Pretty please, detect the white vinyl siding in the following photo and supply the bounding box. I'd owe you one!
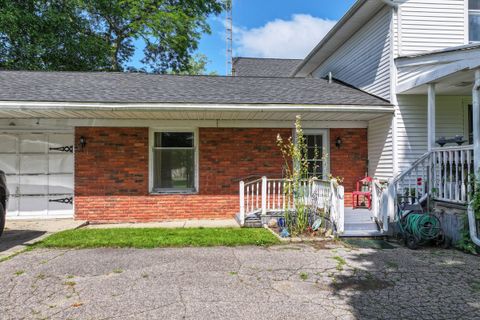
[395,95,470,173]
[368,115,394,180]
[311,7,392,100]
[394,0,467,56]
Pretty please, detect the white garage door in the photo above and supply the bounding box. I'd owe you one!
[0,132,74,218]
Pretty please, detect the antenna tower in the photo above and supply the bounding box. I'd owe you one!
[225,0,233,76]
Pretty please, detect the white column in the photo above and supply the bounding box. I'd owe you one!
[473,70,480,173]
[428,83,436,152]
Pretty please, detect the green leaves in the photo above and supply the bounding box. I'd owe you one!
[0,0,223,72]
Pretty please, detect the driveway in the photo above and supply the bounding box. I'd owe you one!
[0,219,86,260]
[0,243,478,320]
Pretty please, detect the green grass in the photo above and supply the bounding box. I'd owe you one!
[34,227,280,249]
[332,255,347,271]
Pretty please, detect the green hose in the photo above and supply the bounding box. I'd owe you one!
[403,213,440,241]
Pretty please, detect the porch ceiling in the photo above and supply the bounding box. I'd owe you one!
[400,69,477,95]
[396,44,480,95]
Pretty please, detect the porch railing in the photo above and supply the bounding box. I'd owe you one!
[371,180,389,232]
[387,145,474,224]
[239,177,344,233]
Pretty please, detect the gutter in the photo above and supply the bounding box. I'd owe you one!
[380,0,398,8]
[470,71,480,247]
[0,101,395,114]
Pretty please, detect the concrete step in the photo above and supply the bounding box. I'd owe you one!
[344,222,379,231]
[340,230,385,237]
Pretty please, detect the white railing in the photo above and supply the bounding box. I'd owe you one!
[371,180,389,231]
[431,145,474,204]
[329,180,345,234]
[239,176,344,232]
[387,145,475,224]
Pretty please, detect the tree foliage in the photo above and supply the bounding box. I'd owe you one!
[0,0,223,73]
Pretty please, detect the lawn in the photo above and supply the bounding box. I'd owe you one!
[35,227,280,249]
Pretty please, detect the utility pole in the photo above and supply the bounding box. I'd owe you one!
[225,0,233,76]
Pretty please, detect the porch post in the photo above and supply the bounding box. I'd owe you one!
[427,83,436,152]
[473,70,480,173]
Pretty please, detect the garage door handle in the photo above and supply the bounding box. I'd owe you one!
[49,197,73,205]
[49,145,73,153]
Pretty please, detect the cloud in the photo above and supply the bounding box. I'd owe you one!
[234,14,337,59]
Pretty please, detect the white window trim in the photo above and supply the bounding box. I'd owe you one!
[148,128,199,194]
[295,128,330,179]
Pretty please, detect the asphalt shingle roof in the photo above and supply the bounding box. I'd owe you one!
[232,57,302,77]
[0,71,391,106]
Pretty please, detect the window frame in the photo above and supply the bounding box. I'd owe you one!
[296,129,330,180]
[148,128,199,194]
[469,0,480,43]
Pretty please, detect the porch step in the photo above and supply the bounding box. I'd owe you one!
[235,212,262,228]
[340,230,385,237]
[344,222,379,231]
[341,207,383,237]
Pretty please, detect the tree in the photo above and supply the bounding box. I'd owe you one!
[169,54,217,75]
[0,0,111,71]
[0,0,224,73]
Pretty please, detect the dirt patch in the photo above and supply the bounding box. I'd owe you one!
[308,241,339,250]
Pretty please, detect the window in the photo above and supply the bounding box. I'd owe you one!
[304,132,328,179]
[470,0,480,42]
[152,131,196,192]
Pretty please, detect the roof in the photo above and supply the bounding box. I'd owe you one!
[232,57,302,77]
[293,0,389,77]
[0,71,391,106]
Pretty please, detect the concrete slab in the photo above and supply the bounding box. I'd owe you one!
[87,219,240,229]
[0,244,478,319]
[0,219,87,260]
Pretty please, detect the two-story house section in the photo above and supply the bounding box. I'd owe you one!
[293,0,480,242]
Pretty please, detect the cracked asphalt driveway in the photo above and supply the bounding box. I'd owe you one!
[0,243,479,320]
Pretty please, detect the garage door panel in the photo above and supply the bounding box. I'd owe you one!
[19,175,48,195]
[20,155,48,174]
[48,196,74,216]
[49,174,74,194]
[5,175,19,196]
[48,134,74,153]
[6,197,19,217]
[19,134,47,153]
[0,134,17,153]
[0,155,19,174]
[1,132,74,218]
[18,196,48,217]
[48,155,73,173]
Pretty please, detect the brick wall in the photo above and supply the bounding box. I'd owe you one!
[74,127,290,222]
[74,127,366,222]
[330,128,368,206]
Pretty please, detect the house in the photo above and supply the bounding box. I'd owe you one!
[0,72,390,222]
[1,0,479,242]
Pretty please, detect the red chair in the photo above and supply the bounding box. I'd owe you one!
[352,176,373,209]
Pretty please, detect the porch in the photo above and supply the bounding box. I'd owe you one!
[237,177,383,237]
[392,45,480,245]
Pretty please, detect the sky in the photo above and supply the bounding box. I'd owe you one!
[198,0,356,75]
[128,0,356,74]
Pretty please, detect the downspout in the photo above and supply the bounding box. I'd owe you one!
[469,69,480,247]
